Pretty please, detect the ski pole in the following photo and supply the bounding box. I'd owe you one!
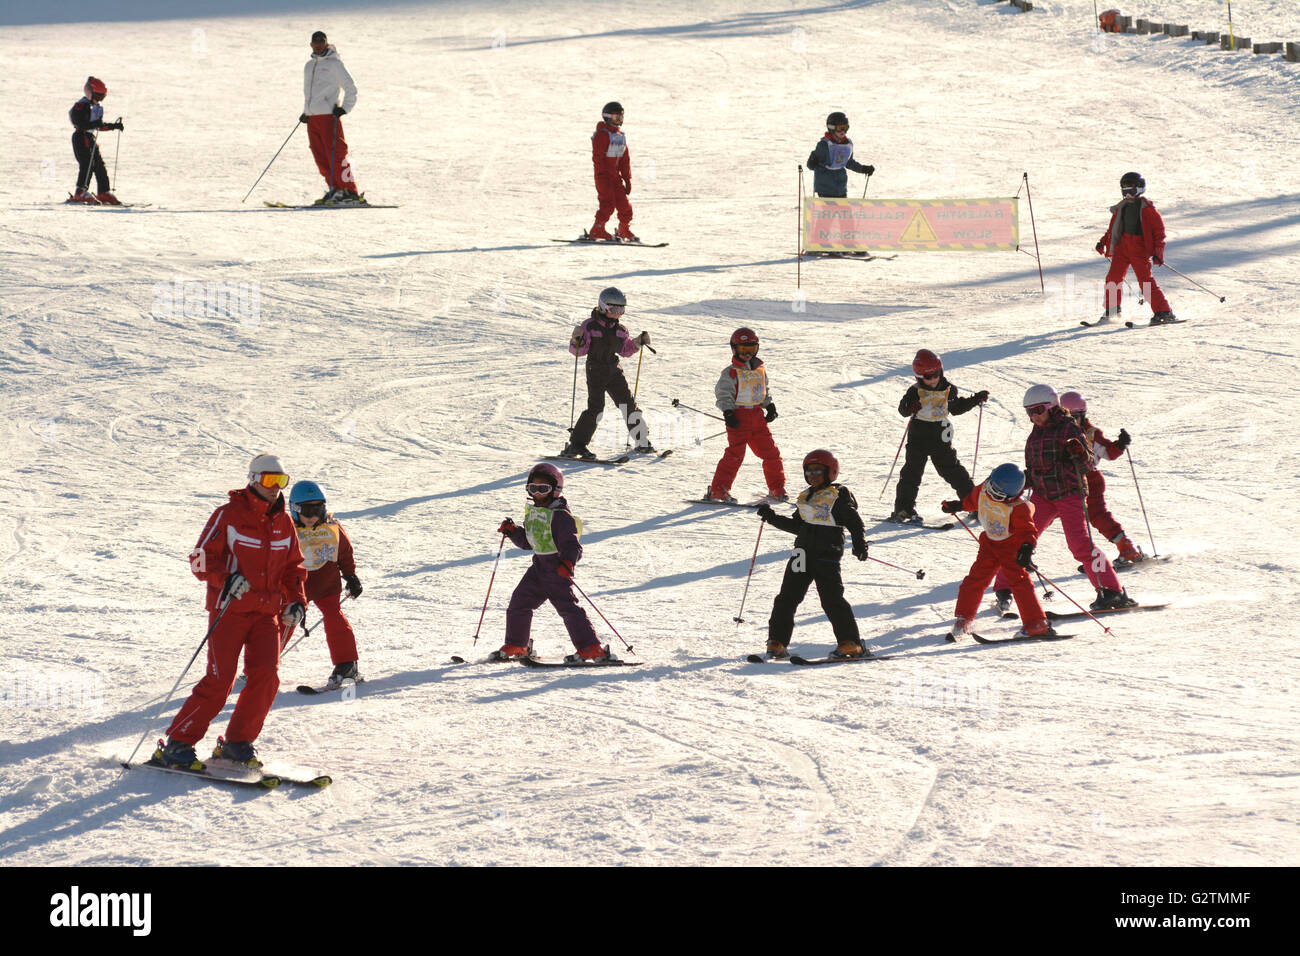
[880,416,911,500]
[951,510,982,544]
[328,114,339,195]
[671,397,725,422]
[733,522,765,623]
[626,347,646,451]
[111,122,122,191]
[568,352,579,434]
[1125,448,1159,557]
[1158,261,1226,302]
[79,130,102,194]
[242,120,301,203]
[569,577,634,652]
[861,170,872,199]
[971,403,984,474]
[120,596,234,773]
[470,533,507,646]
[1033,569,1113,634]
[695,428,728,446]
[867,553,925,581]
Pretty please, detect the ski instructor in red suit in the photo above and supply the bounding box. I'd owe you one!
[586,101,637,241]
[154,453,308,770]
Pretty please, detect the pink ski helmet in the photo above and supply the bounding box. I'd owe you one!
[1059,391,1087,414]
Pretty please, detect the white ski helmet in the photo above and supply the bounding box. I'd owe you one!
[598,286,627,315]
[1022,384,1059,409]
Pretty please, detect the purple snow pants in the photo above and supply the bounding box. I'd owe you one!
[505,559,600,651]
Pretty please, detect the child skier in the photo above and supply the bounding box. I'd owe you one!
[992,385,1137,612]
[889,349,987,524]
[586,101,636,241]
[706,327,786,503]
[1058,391,1144,567]
[1095,171,1177,324]
[68,77,124,204]
[561,286,653,459]
[941,463,1055,640]
[288,480,364,687]
[756,449,870,659]
[805,111,874,198]
[495,463,608,662]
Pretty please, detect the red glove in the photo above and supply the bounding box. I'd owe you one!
[557,560,574,579]
[497,518,516,535]
[1064,438,1087,460]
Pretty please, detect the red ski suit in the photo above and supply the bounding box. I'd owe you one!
[591,120,632,229]
[169,487,306,746]
[710,356,786,498]
[953,482,1046,631]
[1098,198,1171,315]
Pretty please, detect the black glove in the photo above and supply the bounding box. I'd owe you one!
[108,120,124,131]
[220,572,250,604]
[972,390,989,404]
[1115,428,1131,450]
[764,403,778,423]
[852,540,869,561]
[1016,542,1037,570]
[1152,253,1163,266]
[863,164,875,176]
[907,401,921,416]
[755,503,775,522]
[284,601,306,628]
[332,105,346,116]
[1095,240,1105,255]
[299,113,309,124]
[343,574,363,599]
[723,409,740,429]
[806,155,820,169]
[940,500,962,514]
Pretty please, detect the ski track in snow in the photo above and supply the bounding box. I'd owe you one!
[1,0,1298,866]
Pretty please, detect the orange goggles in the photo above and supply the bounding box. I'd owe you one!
[255,472,290,489]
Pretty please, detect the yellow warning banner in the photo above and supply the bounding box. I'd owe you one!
[803,197,1020,252]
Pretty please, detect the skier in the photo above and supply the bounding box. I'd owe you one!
[1058,391,1144,567]
[992,386,1137,612]
[756,449,871,659]
[301,30,363,204]
[941,463,1056,640]
[706,327,786,504]
[289,480,364,687]
[495,464,608,661]
[561,286,653,459]
[1095,171,1176,324]
[805,111,874,198]
[68,77,123,204]
[889,349,987,524]
[155,454,307,770]
[585,101,636,241]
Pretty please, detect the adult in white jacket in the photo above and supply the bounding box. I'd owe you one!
[300,31,361,202]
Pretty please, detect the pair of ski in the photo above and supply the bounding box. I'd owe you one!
[876,514,959,531]
[552,236,669,248]
[973,600,1169,641]
[64,194,151,209]
[451,646,642,669]
[263,199,397,209]
[545,449,674,467]
[685,494,787,510]
[122,757,332,790]
[798,250,898,262]
[746,650,889,666]
[1080,317,1188,329]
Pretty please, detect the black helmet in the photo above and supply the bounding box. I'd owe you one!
[1120,171,1145,196]
[826,111,849,132]
[602,102,624,126]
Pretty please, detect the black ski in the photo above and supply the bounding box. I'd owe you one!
[799,251,898,261]
[1045,602,1169,622]
[552,237,669,248]
[519,655,643,669]
[969,631,1075,645]
[875,516,956,531]
[1079,318,1116,328]
[1079,553,1175,572]
[297,677,364,695]
[1125,318,1187,328]
[683,497,776,509]
[264,200,397,209]
[544,454,630,466]
[789,652,889,666]
[65,195,152,209]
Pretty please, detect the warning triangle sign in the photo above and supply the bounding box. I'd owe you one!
[900,208,939,243]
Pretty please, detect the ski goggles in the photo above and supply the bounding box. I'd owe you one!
[601,304,625,317]
[255,472,290,489]
[1120,185,1144,197]
[526,482,556,496]
[829,123,849,134]
[1024,403,1052,417]
[918,372,941,381]
[294,501,325,516]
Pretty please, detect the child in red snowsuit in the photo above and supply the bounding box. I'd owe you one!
[1096,171,1176,324]
[706,327,786,503]
[587,101,635,241]
[943,464,1050,639]
[289,480,363,687]
[1059,392,1143,565]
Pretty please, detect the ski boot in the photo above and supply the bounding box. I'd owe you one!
[1016,619,1056,638]
[767,490,789,503]
[1150,311,1178,325]
[213,737,261,769]
[567,643,611,663]
[1091,587,1138,611]
[887,508,922,525]
[632,440,657,454]
[95,192,122,205]
[947,618,973,642]
[704,488,737,504]
[994,589,1013,614]
[616,223,639,243]
[68,189,99,204]
[492,639,533,662]
[584,225,614,241]
[765,639,790,660]
[560,442,596,460]
[327,661,360,688]
[829,639,868,659]
[1096,308,1120,324]
[152,738,204,770]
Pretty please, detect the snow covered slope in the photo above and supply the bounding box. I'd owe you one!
[1,0,1297,867]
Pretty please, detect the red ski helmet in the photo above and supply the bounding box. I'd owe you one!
[802,449,839,483]
[85,76,107,101]
[527,462,563,493]
[730,327,759,356]
[1059,391,1087,414]
[912,349,943,378]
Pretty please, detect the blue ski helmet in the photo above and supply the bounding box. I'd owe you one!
[289,479,326,516]
[985,464,1026,502]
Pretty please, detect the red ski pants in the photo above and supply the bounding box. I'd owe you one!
[994,493,1121,592]
[307,114,358,194]
[711,407,786,497]
[955,538,1045,630]
[311,591,359,664]
[593,176,632,227]
[166,608,282,745]
[1084,469,1126,543]
[1104,234,1171,314]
